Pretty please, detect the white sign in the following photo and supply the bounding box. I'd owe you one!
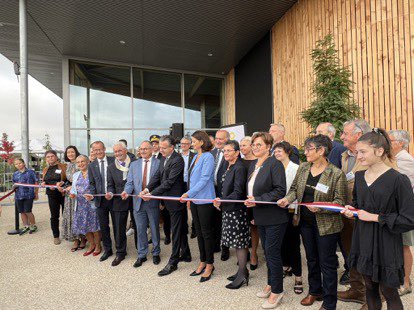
[221,123,246,143]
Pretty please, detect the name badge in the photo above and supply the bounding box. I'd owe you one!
[346,171,355,181]
[55,170,62,174]
[315,183,329,194]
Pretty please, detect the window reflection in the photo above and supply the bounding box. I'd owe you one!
[134,130,170,148]
[69,85,87,128]
[89,130,133,155]
[70,130,88,155]
[133,69,182,128]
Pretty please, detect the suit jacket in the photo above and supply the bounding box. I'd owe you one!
[88,156,115,206]
[285,162,347,236]
[328,140,347,169]
[124,157,160,211]
[153,152,163,160]
[248,156,287,226]
[107,159,135,212]
[127,152,136,161]
[187,152,216,203]
[395,150,414,187]
[211,148,228,196]
[147,151,186,211]
[220,159,247,212]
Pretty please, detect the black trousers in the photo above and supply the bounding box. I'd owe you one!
[47,194,64,238]
[258,223,287,294]
[97,200,114,252]
[161,207,171,239]
[190,203,215,264]
[213,208,224,250]
[281,214,302,276]
[300,219,339,310]
[169,208,191,265]
[129,209,137,249]
[112,210,129,257]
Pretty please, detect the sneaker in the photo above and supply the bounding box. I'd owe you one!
[19,226,30,236]
[29,225,38,234]
[339,269,350,285]
[126,228,135,236]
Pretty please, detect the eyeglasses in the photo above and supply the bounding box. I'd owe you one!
[140,148,150,151]
[304,147,317,152]
[223,149,236,153]
[251,143,264,148]
[180,143,191,145]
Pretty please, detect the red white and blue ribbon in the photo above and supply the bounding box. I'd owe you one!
[14,182,59,189]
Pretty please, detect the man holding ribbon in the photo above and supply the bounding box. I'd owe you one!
[105,141,136,267]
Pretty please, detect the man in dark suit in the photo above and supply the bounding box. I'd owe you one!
[143,135,191,276]
[105,141,136,266]
[86,141,115,262]
[269,123,300,164]
[211,129,230,261]
[180,136,196,238]
[316,122,347,169]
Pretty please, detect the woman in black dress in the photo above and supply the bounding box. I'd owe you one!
[342,128,414,310]
[213,140,249,289]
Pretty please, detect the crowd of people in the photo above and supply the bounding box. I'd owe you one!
[11,119,414,310]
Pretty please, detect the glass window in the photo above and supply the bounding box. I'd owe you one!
[69,61,132,129]
[89,130,133,155]
[133,69,182,128]
[70,130,88,155]
[133,129,170,149]
[69,85,87,128]
[184,75,222,129]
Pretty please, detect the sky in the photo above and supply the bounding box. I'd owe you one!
[0,53,63,148]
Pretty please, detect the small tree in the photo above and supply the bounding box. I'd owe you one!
[301,34,360,139]
[0,133,15,164]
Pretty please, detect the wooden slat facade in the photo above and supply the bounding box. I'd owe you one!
[225,0,414,153]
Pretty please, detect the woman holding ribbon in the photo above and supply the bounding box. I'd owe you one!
[213,140,249,289]
[70,155,101,256]
[42,150,67,245]
[12,158,39,235]
[278,134,347,310]
[244,132,287,309]
[342,129,414,309]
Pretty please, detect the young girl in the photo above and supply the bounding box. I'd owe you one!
[12,158,39,235]
[342,128,414,309]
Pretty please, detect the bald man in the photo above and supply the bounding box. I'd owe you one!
[315,122,347,169]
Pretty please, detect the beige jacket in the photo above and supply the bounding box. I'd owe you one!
[396,150,414,187]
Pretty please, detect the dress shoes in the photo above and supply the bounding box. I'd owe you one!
[339,269,350,285]
[300,294,323,306]
[256,290,271,298]
[99,250,113,262]
[200,266,215,283]
[190,267,205,276]
[158,264,178,276]
[164,236,171,245]
[111,256,125,267]
[179,255,192,263]
[133,257,147,268]
[337,288,365,304]
[261,293,284,309]
[153,255,161,265]
[221,247,230,261]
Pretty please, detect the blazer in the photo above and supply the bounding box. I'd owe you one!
[219,159,247,212]
[285,162,347,236]
[124,157,160,211]
[70,171,96,211]
[187,152,216,204]
[248,156,287,226]
[211,148,228,195]
[107,159,135,212]
[395,150,414,187]
[147,151,186,211]
[88,156,115,206]
[328,140,347,169]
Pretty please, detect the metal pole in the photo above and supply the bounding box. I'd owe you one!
[20,0,29,167]
[8,0,28,235]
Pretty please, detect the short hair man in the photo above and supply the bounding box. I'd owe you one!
[316,122,347,169]
[119,139,136,161]
[150,135,162,160]
[269,123,300,164]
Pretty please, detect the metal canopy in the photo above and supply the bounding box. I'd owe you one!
[0,0,297,97]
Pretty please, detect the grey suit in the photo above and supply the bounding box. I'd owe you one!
[124,157,161,258]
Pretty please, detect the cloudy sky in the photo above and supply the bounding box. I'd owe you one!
[0,53,63,148]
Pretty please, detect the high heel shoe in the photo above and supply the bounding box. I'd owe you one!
[93,248,102,256]
[83,246,96,256]
[190,267,205,276]
[225,276,249,289]
[228,269,249,281]
[200,266,215,283]
[283,267,292,278]
[256,290,271,298]
[262,293,284,309]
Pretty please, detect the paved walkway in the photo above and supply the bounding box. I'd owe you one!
[1,197,413,309]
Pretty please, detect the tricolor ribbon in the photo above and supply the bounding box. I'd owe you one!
[14,182,59,189]
[0,189,16,202]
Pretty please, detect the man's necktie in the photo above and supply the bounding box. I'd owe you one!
[100,159,105,192]
[142,160,149,190]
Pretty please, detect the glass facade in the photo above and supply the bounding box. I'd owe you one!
[68,60,223,154]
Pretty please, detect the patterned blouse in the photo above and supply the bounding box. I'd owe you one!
[12,169,38,200]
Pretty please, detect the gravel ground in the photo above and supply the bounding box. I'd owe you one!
[1,195,413,309]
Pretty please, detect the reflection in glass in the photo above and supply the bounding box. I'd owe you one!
[133,69,182,128]
[134,130,170,149]
[184,75,222,129]
[90,130,133,155]
[70,130,88,155]
[69,85,87,128]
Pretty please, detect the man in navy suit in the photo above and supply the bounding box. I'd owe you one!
[122,141,161,268]
[316,122,347,169]
[86,141,115,262]
[269,123,300,164]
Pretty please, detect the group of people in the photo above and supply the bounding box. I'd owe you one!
[11,119,414,310]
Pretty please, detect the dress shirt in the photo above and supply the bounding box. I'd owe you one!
[214,149,224,185]
[99,156,109,192]
[141,157,152,183]
[182,152,190,182]
[345,150,356,173]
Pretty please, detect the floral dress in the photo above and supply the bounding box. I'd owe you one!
[61,162,78,240]
[72,173,100,235]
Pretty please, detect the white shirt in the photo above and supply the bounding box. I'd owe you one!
[141,157,152,184]
[247,166,260,197]
[182,152,190,182]
[285,161,299,192]
[99,156,109,192]
[214,149,224,185]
